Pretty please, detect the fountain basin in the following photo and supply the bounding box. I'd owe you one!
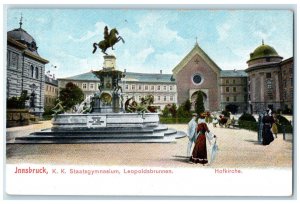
[13,113,186,144]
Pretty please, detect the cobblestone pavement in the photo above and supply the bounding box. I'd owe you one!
[6,121,293,168]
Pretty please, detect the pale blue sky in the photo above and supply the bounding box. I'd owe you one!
[7,9,293,78]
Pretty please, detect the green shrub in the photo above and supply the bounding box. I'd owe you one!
[239,112,256,122]
[7,90,29,109]
[177,105,191,118]
[238,120,258,131]
[238,112,257,131]
[183,99,191,112]
[159,116,190,124]
[162,105,170,117]
[276,115,293,133]
[170,103,177,118]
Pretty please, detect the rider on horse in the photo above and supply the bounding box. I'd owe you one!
[93,26,125,55]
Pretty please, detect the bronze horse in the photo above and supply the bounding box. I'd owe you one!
[92,28,125,55]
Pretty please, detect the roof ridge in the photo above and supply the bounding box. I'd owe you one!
[126,71,172,75]
[65,71,94,79]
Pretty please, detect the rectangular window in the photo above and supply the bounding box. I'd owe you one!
[164,96,167,101]
[89,83,94,90]
[169,86,173,91]
[233,79,236,84]
[170,95,173,101]
[145,85,148,91]
[284,91,287,99]
[226,97,230,102]
[157,86,161,91]
[226,79,229,84]
[82,83,87,89]
[10,52,19,69]
[151,85,154,90]
[138,85,142,90]
[132,85,135,90]
[266,73,271,78]
[125,84,129,90]
[234,96,237,101]
[157,96,160,101]
[233,87,237,92]
[226,87,229,92]
[163,86,167,91]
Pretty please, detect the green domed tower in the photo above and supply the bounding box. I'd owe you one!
[245,41,283,113]
[247,40,283,66]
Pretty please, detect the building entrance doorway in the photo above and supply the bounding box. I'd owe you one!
[191,91,208,111]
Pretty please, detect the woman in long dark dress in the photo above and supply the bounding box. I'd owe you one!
[190,121,214,164]
[262,113,275,145]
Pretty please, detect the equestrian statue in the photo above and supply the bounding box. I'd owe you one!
[92,26,125,55]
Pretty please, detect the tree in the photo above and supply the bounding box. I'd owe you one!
[177,105,191,118]
[183,99,191,112]
[170,103,177,118]
[195,92,205,114]
[162,105,170,117]
[59,82,84,111]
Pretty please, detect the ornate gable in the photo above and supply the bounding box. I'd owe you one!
[172,43,221,76]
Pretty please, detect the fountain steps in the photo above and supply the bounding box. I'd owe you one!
[11,113,186,144]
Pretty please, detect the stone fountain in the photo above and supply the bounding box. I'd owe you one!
[13,55,186,144]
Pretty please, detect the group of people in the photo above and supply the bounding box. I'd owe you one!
[187,113,217,165]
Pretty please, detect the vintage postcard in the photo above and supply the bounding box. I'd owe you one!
[4,5,294,197]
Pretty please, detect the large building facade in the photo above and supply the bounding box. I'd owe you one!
[246,42,294,113]
[7,22,49,116]
[58,70,177,110]
[44,75,59,111]
[172,43,248,113]
[57,42,293,114]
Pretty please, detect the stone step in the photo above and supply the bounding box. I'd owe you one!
[13,135,176,144]
[173,130,186,139]
[32,129,157,136]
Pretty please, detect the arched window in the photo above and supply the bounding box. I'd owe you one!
[30,65,34,78]
[35,67,39,79]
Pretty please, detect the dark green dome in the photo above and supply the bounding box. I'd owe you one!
[249,43,279,60]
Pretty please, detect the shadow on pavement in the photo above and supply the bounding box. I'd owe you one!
[171,155,190,164]
[244,139,261,145]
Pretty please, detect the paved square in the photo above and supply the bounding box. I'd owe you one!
[6,121,292,168]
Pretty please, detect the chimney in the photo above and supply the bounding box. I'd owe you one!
[160,70,162,74]
[124,69,126,73]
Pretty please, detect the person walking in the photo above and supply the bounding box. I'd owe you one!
[262,110,275,145]
[187,113,198,157]
[190,113,216,165]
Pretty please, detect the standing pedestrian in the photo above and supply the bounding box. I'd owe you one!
[190,113,216,165]
[187,113,198,157]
